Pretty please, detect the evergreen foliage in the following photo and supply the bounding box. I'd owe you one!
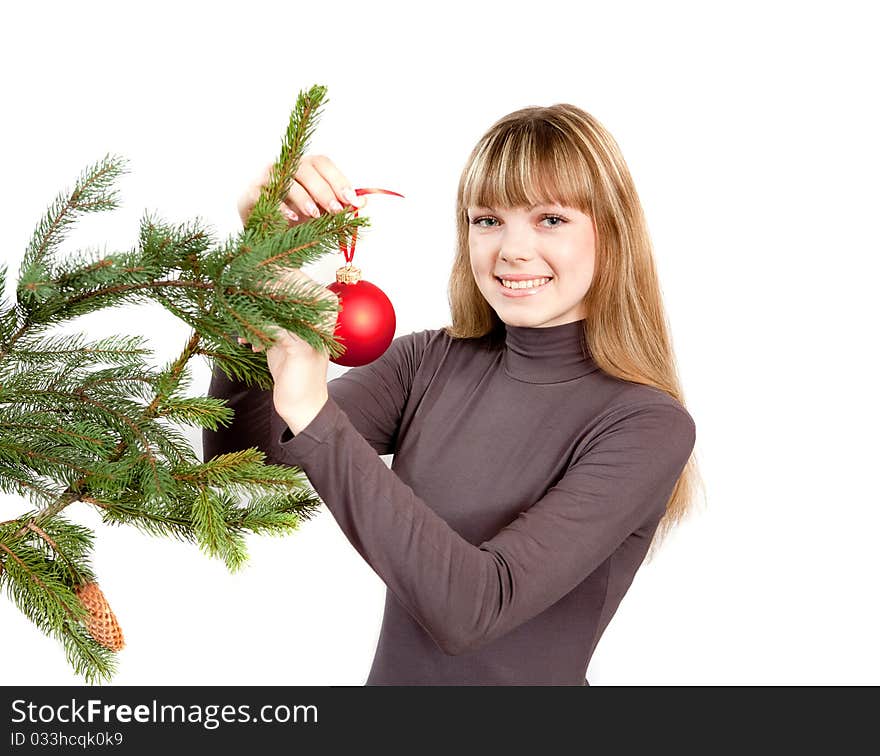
[0,83,366,682]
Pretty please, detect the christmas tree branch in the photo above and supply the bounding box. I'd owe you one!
[24,521,89,586]
[21,153,126,277]
[0,533,117,683]
[1,82,364,681]
[4,87,350,538]
[0,538,86,626]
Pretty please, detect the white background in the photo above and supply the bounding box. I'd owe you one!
[1,0,877,686]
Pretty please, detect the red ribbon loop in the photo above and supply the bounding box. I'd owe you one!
[339,187,404,264]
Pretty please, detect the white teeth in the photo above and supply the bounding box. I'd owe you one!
[500,277,550,289]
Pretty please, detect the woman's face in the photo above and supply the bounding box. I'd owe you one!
[467,203,597,328]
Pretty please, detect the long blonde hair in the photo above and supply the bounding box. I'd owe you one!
[444,103,704,560]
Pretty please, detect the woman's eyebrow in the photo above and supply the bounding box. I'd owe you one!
[471,203,563,211]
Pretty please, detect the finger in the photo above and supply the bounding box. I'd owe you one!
[267,267,314,297]
[277,329,305,347]
[292,161,343,216]
[310,155,366,211]
[278,201,299,223]
[255,163,304,224]
[286,177,323,219]
[293,159,362,216]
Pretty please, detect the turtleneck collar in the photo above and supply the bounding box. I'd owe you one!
[502,318,598,384]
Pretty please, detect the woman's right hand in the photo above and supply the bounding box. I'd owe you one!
[237,153,367,227]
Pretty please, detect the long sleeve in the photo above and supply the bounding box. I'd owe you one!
[274,395,696,656]
[202,329,434,463]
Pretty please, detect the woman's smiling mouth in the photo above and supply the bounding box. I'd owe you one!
[495,276,553,297]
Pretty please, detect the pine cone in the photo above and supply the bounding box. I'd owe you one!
[75,582,125,652]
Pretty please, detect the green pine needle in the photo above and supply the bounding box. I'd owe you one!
[1,83,360,683]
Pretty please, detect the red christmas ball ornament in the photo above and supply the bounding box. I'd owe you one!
[327,264,396,367]
[325,186,403,367]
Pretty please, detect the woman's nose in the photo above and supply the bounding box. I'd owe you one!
[499,246,534,262]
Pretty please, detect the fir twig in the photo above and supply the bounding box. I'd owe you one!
[1,83,360,682]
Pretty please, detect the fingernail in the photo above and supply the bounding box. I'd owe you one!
[329,199,343,213]
[283,207,299,222]
[306,201,320,218]
[342,187,361,206]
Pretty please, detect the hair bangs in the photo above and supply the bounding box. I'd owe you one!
[461,119,592,213]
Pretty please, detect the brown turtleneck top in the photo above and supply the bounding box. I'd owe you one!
[202,319,696,685]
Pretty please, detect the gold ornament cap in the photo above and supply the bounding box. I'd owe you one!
[336,264,362,285]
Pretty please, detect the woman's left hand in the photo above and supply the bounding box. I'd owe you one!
[265,328,331,436]
[246,268,336,435]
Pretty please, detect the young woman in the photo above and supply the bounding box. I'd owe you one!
[203,103,700,686]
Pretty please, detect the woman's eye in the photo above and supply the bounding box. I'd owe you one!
[469,214,567,228]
